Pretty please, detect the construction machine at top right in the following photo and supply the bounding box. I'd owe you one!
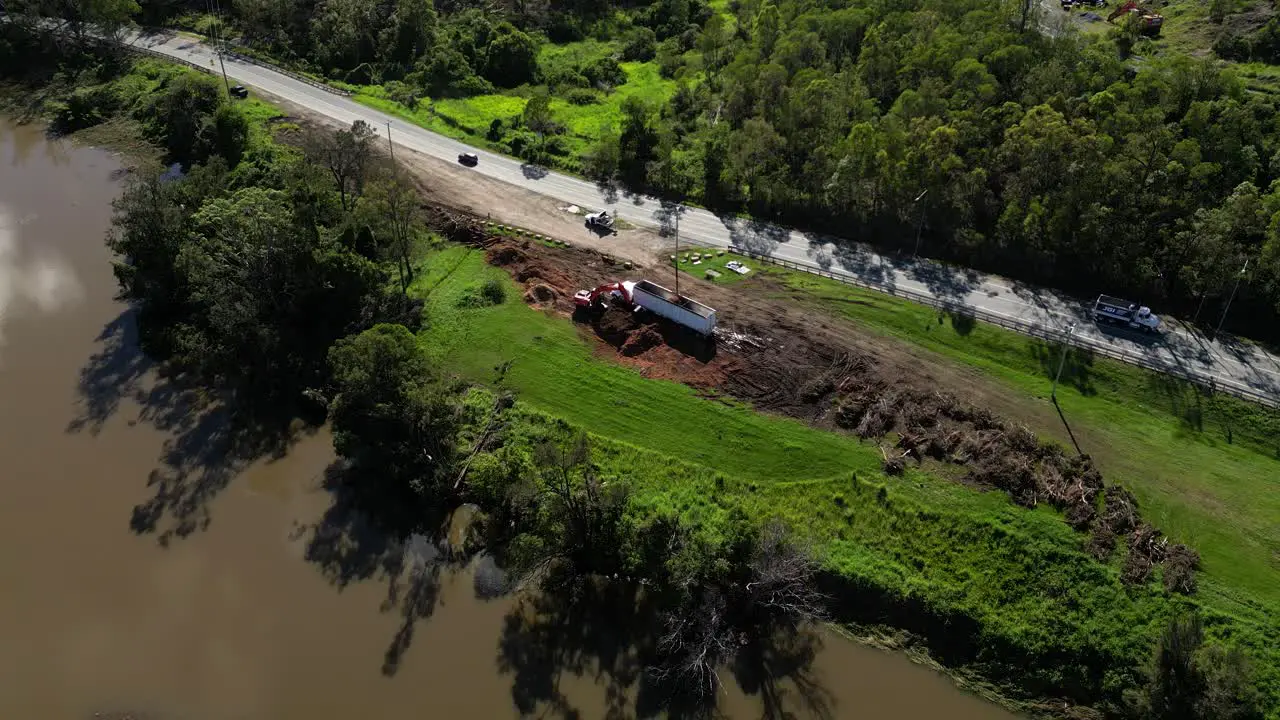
[1108,0,1164,35]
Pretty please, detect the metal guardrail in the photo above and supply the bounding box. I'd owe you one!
[727,247,1280,409]
[118,36,353,97]
[220,49,354,97]
[124,42,214,75]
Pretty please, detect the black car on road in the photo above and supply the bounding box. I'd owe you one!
[458,152,479,166]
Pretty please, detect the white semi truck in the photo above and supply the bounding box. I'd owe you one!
[631,280,718,336]
[574,279,718,336]
[1092,294,1161,333]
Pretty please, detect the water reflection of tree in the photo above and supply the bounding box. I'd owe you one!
[299,461,451,676]
[498,575,649,720]
[492,433,833,720]
[495,572,833,720]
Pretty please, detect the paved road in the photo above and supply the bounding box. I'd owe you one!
[125,30,1280,407]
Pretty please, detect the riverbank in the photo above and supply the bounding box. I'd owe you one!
[2,32,1273,719]
[0,114,1028,720]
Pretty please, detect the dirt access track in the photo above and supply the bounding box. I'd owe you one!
[261,91,665,268]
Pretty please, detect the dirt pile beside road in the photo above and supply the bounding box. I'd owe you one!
[484,240,579,313]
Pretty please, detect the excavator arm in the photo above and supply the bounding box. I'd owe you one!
[1107,0,1138,22]
[573,282,633,308]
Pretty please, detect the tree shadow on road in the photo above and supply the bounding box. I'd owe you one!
[652,201,687,239]
[824,240,894,290]
[721,216,789,257]
[902,258,981,305]
[521,163,549,181]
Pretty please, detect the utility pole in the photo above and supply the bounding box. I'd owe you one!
[206,0,231,96]
[673,205,681,299]
[1214,258,1249,340]
[1051,322,1077,402]
[912,189,928,258]
[385,121,396,170]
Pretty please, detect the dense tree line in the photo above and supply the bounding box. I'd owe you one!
[107,0,1280,341]
[0,23,430,418]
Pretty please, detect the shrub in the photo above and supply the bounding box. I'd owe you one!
[487,118,506,141]
[543,66,589,90]
[384,80,420,110]
[544,136,571,156]
[622,26,658,61]
[456,279,507,308]
[581,56,626,88]
[51,84,118,133]
[565,88,600,105]
[481,278,506,305]
[656,38,685,78]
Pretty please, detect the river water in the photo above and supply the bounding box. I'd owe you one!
[0,117,1017,720]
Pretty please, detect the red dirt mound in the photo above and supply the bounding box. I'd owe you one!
[487,245,527,266]
[524,283,558,306]
[617,344,736,387]
[594,306,640,344]
[620,325,664,356]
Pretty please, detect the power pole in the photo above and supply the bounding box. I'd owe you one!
[1051,322,1077,402]
[206,0,231,95]
[912,189,928,258]
[385,121,396,170]
[674,206,681,298]
[1214,258,1249,340]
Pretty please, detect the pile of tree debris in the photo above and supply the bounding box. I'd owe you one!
[838,382,1201,594]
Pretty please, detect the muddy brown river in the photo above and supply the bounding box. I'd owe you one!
[0,117,1017,719]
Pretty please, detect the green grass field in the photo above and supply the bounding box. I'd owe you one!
[684,248,1280,611]
[410,245,1278,711]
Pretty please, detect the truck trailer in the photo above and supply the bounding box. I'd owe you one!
[1092,294,1161,333]
[630,280,718,336]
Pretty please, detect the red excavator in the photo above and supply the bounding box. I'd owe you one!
[1108,0,1164,35]
[573,281,634,311]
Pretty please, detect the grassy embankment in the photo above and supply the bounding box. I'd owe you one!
[410,244,1280,713]
[682,249,1280,607]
